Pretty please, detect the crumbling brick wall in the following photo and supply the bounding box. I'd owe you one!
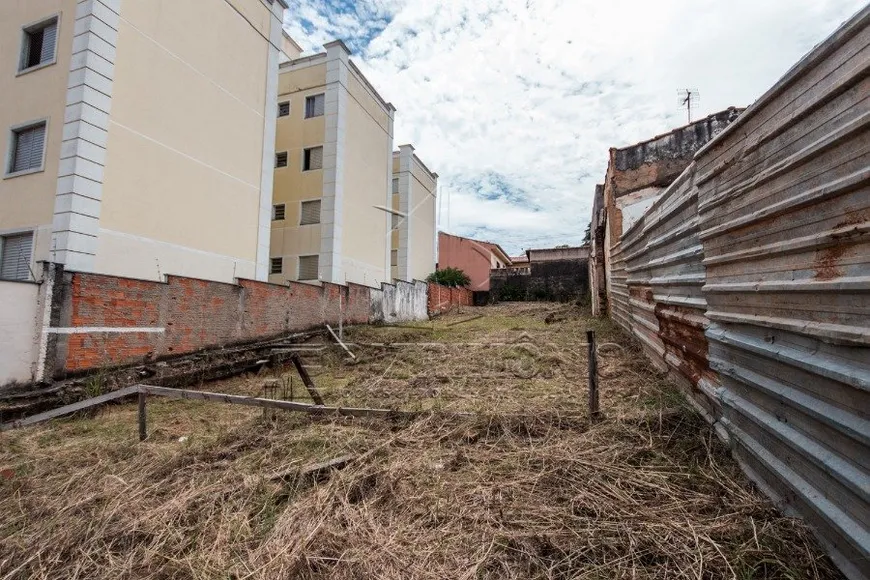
[427,282,472,314]
[46,267,377,377]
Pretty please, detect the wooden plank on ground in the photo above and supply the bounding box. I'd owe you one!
[139,385,406,419]
[326,324,357,360]
[290,354,326,405]
[0,385,141,431]
[445,315,483,327]
[271,454,356,483]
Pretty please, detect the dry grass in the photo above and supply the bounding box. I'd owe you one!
[0,303,842,579]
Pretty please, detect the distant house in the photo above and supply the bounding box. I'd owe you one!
[436,232,511,291]
[527,246,590,263]
[507,254,530,274]
[491,245,591,302]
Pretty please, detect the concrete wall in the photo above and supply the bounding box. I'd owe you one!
[0,281,40,385]
[491,259,589,303]
[375,279,428,324]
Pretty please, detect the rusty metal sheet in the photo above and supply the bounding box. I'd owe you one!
[620,162,719,417]
[694,7,870,579]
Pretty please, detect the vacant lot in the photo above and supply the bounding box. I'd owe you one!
[0,303,841,579]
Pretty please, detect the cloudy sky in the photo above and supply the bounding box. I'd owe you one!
[282,0,865,256]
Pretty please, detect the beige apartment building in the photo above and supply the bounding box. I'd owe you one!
[391,144,437,282]
[269,40,395,288]
[0,0,288,284]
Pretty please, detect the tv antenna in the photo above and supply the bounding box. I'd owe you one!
[677,89,699,123]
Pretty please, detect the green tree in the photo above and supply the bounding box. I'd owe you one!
[427,267,471,287]
[582,222,591,244]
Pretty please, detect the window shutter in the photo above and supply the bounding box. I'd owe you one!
[391,250,398,267]
[270,257,283,274]
[392,178,399,194]
[300,200,321,225]
[20,33,32,71]
[298,255,319,280]
[391,213,399,230]
[308,147,322,170]
[305,94,325,118]
[278,101,290,117]
[275,151,288,168]
[1,233,34,280]
[12,125,45,173]
[40,22,57,64]
[273,204,285,220]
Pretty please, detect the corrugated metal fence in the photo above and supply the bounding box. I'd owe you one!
[611,7,870,578]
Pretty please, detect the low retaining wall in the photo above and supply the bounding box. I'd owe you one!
[36,264,428,379]
[427,282,472,314]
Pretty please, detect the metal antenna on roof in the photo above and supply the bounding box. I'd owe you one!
[677,89,700,123]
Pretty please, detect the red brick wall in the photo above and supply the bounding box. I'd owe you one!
[54,271,376,375]
[427,282,472,315]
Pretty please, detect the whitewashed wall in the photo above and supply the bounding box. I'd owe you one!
[0,281,39,386]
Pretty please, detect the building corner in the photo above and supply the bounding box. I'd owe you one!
[51,0,123,273]
[255,1,285,281]
[319,40,350,284]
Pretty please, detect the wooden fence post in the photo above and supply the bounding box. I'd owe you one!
[138,390,147,441]
[291,354,326,406]
[587,330,600,422]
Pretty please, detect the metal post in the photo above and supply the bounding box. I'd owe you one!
[137,390,147,441]
[339,288,344,341]
[587,330,600,422]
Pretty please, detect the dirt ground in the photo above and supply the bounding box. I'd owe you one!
[0,303,842,579]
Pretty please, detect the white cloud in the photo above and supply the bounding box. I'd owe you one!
[284,0,865,254]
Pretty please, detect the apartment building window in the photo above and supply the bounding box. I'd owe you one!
[272,204,285,221]
[19,16,58,73]
[0,232,34,281]
[278,101,290,117]
[270,257,283,274]
[275,151,288,168]
[391,249,398,267]
[305,94,325,118]
[298,255,319,280]
[7,121,47,176]
[303,147,322,171]
[392,177,399,194]
[391,212,399,230]
[300,200,321,225]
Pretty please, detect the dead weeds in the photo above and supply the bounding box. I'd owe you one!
[0,303,842,579]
